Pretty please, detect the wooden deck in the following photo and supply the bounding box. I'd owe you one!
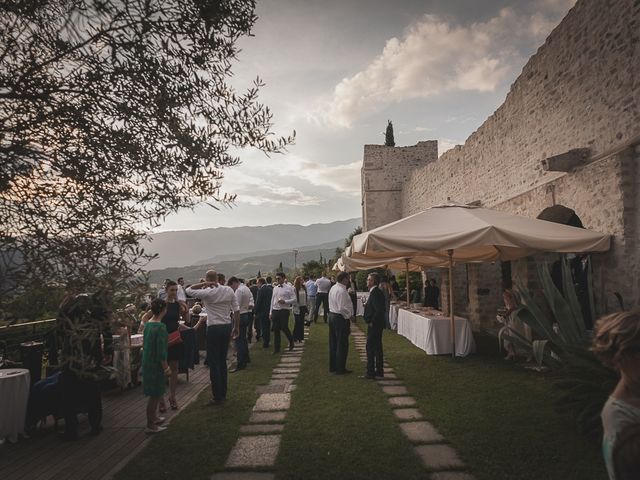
[0,361,210,480]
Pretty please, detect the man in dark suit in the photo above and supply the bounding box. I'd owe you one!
[363,272,386,379]
[254,277,273,348]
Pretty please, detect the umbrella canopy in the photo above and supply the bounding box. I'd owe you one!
[335,247,449,272]
[350,202,610,262]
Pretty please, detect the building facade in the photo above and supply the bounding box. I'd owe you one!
[361,0,640,328]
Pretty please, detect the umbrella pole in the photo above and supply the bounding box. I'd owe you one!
[448,249,455,359]
[405,259,410,305]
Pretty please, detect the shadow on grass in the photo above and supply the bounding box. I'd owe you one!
[384,328,607,480]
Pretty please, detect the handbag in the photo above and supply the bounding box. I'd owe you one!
[167,330,183,347]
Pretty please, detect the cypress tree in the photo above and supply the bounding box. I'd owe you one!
[384,120,395,147]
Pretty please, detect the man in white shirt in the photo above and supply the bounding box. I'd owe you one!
[176,277,187,302]
[314,274,332,323]
[328,271,354,374]
[186,270,239,404]
[269,271,295,353]
[229,277,254,371]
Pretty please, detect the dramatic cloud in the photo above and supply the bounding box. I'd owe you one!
[321,2,575,127]
[221,169,321,206]
[276,157,362,196]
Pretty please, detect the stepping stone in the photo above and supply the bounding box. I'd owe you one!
[273,368,299,374]
[226,435,281,468]
[377,379,404,386]
[271,374,298,380]
[400,421,444,443]
[384,373,398,379]
[393,408,423,421]
[382,385,409,396]
[414,444,465,470]
[240,424,285,434]
[249,411,287,423]
[388,396,416,407]
[257,384,286,394]
[211,473,275,480]
[384,367,394,373]
[253,393,290,412]
[269,379,294,387]
[277,363,301,369]
[285,384,297,393]
[430,473,476,480]
[280,357,301,363]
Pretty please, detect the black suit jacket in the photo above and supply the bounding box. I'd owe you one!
[255,284,273,316]
[364,286,386,329]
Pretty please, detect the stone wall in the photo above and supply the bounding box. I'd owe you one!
[395,0,640,327]
[362,141,438,230]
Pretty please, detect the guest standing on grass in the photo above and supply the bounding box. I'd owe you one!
[292,276,307,342]
[248,278,260,342]
[228,276,253,371]
[142,298,171,434]
[315,273,332,323]
[305,274,318,325]
[592,311,640,480]
[255,277,273,349]
[363,273,386,379]
[270,272,296,353]
[328,271,354,375]
[187,271,239,405]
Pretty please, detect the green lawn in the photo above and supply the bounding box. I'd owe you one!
[115,342,280,480]
[276,321,426,480]
[383,328,607,480]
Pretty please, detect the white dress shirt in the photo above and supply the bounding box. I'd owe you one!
[316,276,332,294]
[270,283,296,315]
[177,284,187,302]
[329,283,354,319]
[185,285,239,326]
[235,283,254,314]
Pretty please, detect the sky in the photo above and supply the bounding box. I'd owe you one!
[157,0,576,232]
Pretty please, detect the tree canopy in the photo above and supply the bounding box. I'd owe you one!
[0,0,294,319]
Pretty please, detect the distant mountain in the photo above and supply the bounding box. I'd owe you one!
[144,218,360,270]
[148,240,344,284]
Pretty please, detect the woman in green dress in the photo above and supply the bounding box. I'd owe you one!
[142,298,171,434]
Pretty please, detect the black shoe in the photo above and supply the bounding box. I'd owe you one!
[375,372,384,378]
[273,350,280,355]
[359,375,375,380]
[208,398,226,406]
[289,343,294,351]
[335,369,353,375]
[229,367,245,373]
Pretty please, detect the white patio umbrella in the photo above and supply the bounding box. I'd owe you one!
[348,202,611,357]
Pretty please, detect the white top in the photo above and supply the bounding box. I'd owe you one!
[185,285,239,326]
[235,283,255,314]
[316,276,332,294]
[602,396,640,479]
[329,283,354,319]
[270,283,296,315]
[176,284,187,302]
[293,288,307,314]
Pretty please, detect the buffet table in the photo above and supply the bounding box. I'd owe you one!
[0,368,30,443]
[396,308,476,357]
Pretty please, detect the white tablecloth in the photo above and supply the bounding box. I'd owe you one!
[0,368,30,443]
[389,304,402,330]
[397,309,476,357]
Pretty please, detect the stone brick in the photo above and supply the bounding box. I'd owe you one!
[399,421,444,443]
[414,444,465,470]
[382,385,409,396]
[393,408,423,421]
[249,411,287,424]
[226,435,281,468]
[388,396,416,407]
[253,393,290,412]
[239,424,285,434]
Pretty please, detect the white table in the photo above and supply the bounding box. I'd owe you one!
[0,368,30,443]
[397,309,476,357]
[389,304,401,330]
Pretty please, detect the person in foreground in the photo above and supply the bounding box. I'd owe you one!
[142,298,171,434]
[592,310,640,479]
[187,270,240,404]
[362,272,386,379]
[328,271,354,374]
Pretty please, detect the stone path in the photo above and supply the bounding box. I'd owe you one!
[351,325,476,480]
[211,325,310,480]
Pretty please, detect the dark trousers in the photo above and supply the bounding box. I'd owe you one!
[207,324,232,401]
[259,312,271,347]
[293,313,305,341]
[329,313,350,373]
[315,292,329,323]
[60,369,102,435]
[366,325,384,377]
[249,310,261,340]
[272,309,293,352]
[235,313,251,368]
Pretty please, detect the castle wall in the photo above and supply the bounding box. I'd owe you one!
[390,0,640,328]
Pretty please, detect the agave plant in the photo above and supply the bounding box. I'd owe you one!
[502,256,618,437]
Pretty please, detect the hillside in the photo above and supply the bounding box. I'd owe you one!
[144,218,360,269]
[148,241,343,284]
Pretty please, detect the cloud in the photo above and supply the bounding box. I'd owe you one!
[320,2,575,128]
[438,138,462,157]
[277,156,362,196]
[221,169,321,206]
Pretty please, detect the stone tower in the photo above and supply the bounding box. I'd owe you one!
[361,141,438,231]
